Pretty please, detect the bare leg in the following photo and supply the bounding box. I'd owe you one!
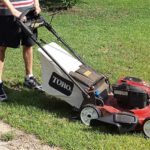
[23,45,33,76]
[0,46,7,81]
[0,46,7,101]
[23,45,42,91]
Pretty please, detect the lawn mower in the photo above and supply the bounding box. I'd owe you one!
[16,8,150,138]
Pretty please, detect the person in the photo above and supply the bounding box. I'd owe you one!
[0,0,42,101]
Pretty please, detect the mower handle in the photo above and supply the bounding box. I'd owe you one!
[19,7,36,20]
[16,8,44,37]
[16,9,92,99]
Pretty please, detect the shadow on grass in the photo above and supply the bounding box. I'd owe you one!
[4,84,73,119]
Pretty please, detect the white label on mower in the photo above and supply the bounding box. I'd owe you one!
[49,72,74,96]
[114,90,128,96]
[52,76,72,91]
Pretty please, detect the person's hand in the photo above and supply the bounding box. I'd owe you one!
[35,6,41,14]
[11,9,22,18]
[11,9,27,21]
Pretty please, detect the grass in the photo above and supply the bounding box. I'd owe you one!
[0,0,150,149]
[0,131,15,142]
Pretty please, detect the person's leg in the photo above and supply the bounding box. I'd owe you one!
[0,46,6,80]
[0,16,21,101]
[23,45,33,76]
[23,45,42,91]
[0,46,7,101]
[22,28,37,76]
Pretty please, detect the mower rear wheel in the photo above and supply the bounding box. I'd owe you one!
[143,118,150,138]
[80,104,101,126]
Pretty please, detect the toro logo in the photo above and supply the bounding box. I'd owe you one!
[49,72,74,96]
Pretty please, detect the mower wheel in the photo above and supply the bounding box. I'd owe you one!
[143,118,150,138]
[80,104,101,126]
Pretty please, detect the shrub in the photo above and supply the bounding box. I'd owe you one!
[40,0,78,11]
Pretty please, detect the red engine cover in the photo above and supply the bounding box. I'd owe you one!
[118,76,150,95]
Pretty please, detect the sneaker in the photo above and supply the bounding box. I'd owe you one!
[23,76,43,91]
[0,82,7,101]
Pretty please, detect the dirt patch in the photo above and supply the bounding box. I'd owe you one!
[0,121,60,150]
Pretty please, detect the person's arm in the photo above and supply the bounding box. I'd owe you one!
[34,0,41,14]
[1,0,21,17]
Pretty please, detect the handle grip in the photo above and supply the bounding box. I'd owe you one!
[19,7,35,20]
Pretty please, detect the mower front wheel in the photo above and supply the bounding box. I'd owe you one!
[143,118,150,138]
[80,104,101,126]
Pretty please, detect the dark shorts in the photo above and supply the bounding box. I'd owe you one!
[0,16,37,48]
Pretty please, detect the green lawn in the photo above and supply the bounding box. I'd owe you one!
[0,0,150,149]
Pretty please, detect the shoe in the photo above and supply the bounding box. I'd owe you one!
[0,82,7,101]
[23,76,43,91]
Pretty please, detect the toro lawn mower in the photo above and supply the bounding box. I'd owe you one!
[16,8,150,138]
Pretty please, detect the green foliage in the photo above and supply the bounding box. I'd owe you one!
[40,0,78,10]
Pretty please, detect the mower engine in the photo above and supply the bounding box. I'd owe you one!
[81,76,150,138]
[112,77,150,109]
